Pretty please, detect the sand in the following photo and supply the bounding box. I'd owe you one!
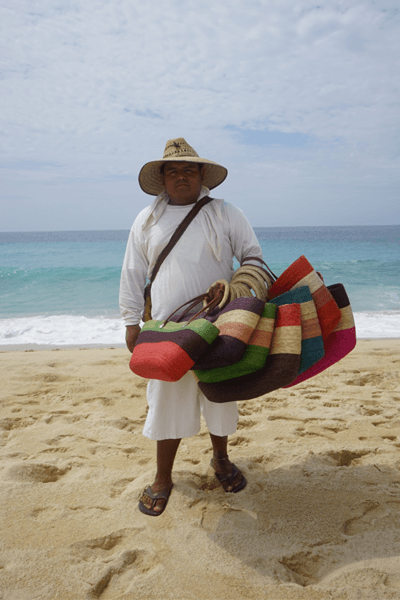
[1,339,400,600]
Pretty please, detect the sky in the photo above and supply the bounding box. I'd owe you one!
[1,0,399,231]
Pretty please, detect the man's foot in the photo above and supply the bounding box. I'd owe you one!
[138,484,173,516]
[210,457,247,493]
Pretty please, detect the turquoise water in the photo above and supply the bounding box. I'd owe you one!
[1,226,399,317]
[0,226,399,345]
[254,226,400,315]
[1,234,124,318]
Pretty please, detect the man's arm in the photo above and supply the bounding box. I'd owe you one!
[126,324,141,353]
[222,202,263,265]
[119,218,149,328]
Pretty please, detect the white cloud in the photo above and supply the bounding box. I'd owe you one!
[0,0,399,229]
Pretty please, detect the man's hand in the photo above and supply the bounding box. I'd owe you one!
[126,325,141,353]
[206,281,225,302]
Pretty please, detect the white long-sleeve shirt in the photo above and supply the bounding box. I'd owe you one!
[119,190,263,325]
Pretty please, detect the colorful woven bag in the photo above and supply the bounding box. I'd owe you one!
[193,302,277,383]
[269,256,341,340]
[271,286,325,375]
[284,283,356,387]
[192,296,265,370]
[196,303,302,403]
[130,294,221,382]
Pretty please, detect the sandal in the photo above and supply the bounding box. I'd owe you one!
[210,459,247,493]
[138,485,173,516]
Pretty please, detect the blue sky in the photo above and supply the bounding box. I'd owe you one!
[1,0,399,230]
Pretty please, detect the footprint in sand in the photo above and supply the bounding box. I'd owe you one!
[345,372,399,390]
[0,417,35,431]
[360,407,383,416]
[326,449,372,467]
[70,531,126,559]
[343,500,400,536]
[228,435,250,447]
[239,403,270,416]
[267,414,301,422]
[182,457,201,465]
[70,531,156,599]
[87,550,146,599]
[109,479,137,497]
[6,462,70,483]
[295,427,331,439]
[41,412,89,425]
[322,424,347,434]
[45,434,76,445]
[195,473,220,491]
[279,549,325,586]
[237,419,258,430]
[274,494,400,587]
[34,446,70,455]
[84,397,115,406]
[104,417,144,432]
[30,506,65,520]
[372,418,400,430]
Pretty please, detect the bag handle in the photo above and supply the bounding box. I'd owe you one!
[160,290,223,328]
[241,255,277,282]
[185,292,223,326]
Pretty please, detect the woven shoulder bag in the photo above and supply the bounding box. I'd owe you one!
[130,292,222,382]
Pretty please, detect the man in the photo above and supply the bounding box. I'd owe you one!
[119,138,263,516]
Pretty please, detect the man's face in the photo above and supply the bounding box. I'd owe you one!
[161,161,204,205]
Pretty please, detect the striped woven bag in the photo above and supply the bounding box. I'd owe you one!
[269,256,341,340]
[271,286,325,375]
[284,283,356,387]
[192,296,265,370]
[196,303,302,403]
[130,294,221,382]
[193,302,277,383]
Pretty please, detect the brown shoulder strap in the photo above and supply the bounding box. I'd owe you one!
[149,195,214,285]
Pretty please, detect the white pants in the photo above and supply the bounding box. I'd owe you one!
[143,372,239,440]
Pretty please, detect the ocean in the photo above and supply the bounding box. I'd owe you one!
[1,225,399,346]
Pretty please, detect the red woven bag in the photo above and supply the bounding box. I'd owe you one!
[269,255,341,340]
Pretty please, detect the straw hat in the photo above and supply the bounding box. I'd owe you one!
[138,137,228,196]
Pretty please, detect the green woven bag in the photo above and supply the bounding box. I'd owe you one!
[193,302,277,383]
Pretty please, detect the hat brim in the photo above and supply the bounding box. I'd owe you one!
[138,157,228,196]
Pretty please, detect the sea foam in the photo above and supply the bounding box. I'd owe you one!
[0,312,399,347]
[0,315,126,346]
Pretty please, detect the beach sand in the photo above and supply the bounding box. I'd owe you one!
[1,339,400,599]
